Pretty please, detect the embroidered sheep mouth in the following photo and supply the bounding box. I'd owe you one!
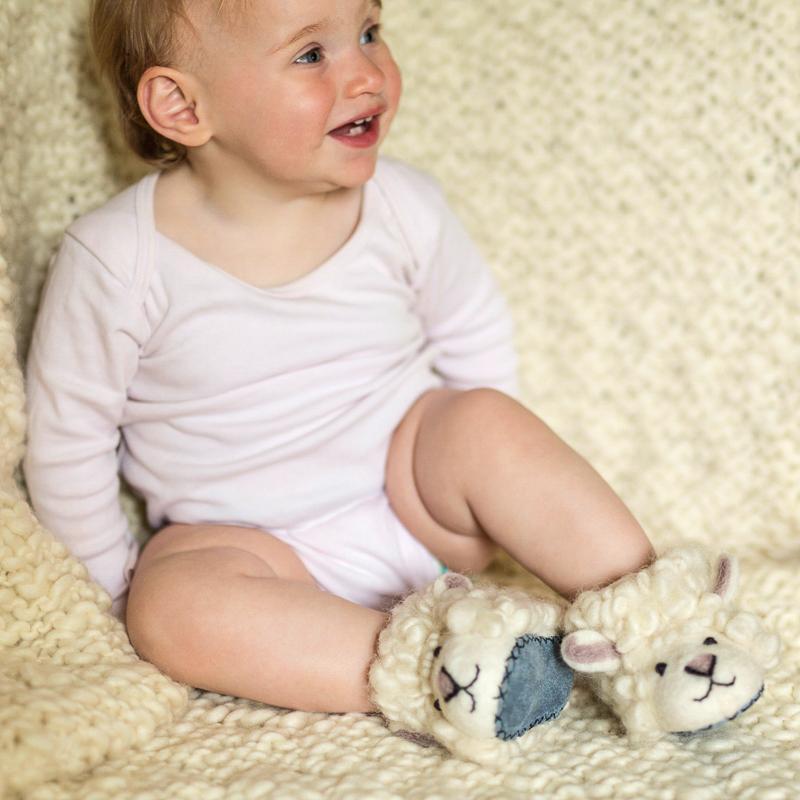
[674,683,765,738]
[436,664,480,712]
[686,652,736,702]
[693,675,736,702]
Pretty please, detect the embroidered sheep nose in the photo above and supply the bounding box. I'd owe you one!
[438,668,456,698]
[437,664,480,712]
[685,653,716,677]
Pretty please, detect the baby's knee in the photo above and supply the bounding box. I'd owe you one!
[126,546,268,670]
[437,388,544,448]
[126,550,188,667]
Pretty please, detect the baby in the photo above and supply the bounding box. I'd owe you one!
[24,0,657,748]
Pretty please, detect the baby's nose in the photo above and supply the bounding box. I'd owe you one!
[685,653,715,676]
[344,52,385,97]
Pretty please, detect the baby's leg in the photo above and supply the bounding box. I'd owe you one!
[126,523,386,713]
[386,389,656,600]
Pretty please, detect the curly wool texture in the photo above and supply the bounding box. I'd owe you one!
[370,576,564,765]
[0,484,189,795]
[562,546,781,742]
[0,221,25,480]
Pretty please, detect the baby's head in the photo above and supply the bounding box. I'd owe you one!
[90,0,401,190]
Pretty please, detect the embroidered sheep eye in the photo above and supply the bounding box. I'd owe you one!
[655,663,667,676]
[703,637,717,646]
[433,646,442,658]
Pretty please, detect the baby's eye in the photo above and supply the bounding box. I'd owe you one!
[360,24,381,46]
[295,47,324,65]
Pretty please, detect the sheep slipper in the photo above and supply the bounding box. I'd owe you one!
[369,573,574,765]
[560,544,781,742]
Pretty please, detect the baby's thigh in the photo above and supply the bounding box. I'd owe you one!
[133,522,316,583]
[126,523,316,653]
[386,388,497,574]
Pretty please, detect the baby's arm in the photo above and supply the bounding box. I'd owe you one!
[24,231,147,618]
[380,160,518,395]
[413,196,518,397]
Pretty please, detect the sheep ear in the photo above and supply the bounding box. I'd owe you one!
[712,554,739,603]
[433,572,473,596]
[561,630,621,673]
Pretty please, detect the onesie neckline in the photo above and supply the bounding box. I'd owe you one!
[142,169,377,298]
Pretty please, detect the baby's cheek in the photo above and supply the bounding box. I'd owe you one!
[381,54,403,122]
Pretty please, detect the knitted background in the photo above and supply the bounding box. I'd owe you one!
[1,0,799,797]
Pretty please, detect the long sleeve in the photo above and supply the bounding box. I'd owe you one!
[377,159,519,397]
[412,193,519,397]
[24,231,148,615]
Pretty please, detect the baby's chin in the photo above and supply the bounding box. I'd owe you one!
[326,154,383,192]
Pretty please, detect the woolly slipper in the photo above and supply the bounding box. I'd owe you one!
[370,573,574,764]
[560,544,781,742]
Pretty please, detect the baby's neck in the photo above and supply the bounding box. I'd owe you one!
[153,163,364,289]
[168,158,355,228]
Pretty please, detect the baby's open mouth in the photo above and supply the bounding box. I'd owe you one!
[330,115,377,137]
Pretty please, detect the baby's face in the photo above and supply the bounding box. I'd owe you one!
[184,0,401,193]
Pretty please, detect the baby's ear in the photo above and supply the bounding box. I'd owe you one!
[712,553,739,604]
[137,66,211,148]
[561,630,621,673]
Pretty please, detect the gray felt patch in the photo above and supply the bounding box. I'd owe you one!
[495,635,574,740]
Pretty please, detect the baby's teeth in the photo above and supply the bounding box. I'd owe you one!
[338,115,374,135]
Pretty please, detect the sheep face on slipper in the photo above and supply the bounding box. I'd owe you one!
[429,587,573,740]
[560,545,781,742]
[370,572,574,764]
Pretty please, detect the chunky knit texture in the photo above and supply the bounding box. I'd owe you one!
[2,0,799,797]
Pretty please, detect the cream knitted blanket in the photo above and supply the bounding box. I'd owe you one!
[1,1,798,797]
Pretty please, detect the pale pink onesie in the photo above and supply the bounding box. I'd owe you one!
[24,157,518,614]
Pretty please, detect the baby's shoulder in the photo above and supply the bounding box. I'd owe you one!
[373,156,447,210]
[64,177,149,288]
[372,157,452,253]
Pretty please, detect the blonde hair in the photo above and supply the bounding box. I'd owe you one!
[89,0,240,168]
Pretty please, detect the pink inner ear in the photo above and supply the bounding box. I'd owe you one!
[444,573,470,590]
[563,636,619,665]
[713,556,731,597]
